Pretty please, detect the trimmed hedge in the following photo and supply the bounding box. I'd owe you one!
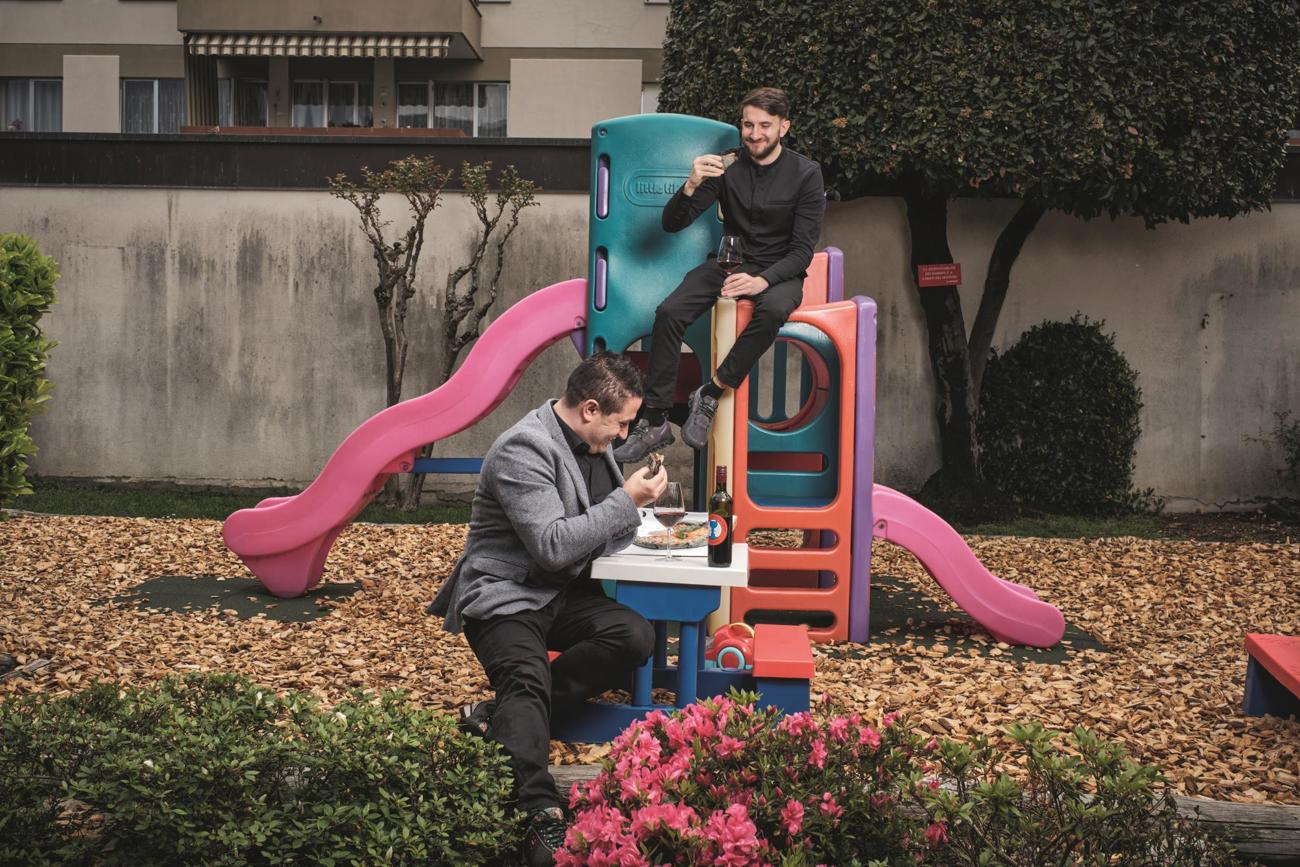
[0,233,58,507]
[0,674,518,865]
[979,316,1152,514]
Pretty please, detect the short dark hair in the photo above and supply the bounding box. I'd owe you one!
[741,87,790,120]
[562,351,644,414]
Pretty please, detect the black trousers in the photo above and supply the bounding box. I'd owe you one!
[646,260,804,409]
[463,581,654,813]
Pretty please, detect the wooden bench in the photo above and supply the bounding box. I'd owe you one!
[1244,633,1300,719]
[752,624,815,714]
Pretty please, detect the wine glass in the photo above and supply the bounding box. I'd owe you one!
[652,481,686,561]
[717,235,745,275]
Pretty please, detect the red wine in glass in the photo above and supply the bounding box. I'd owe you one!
[654,509,686,529]
[717,235,744,274]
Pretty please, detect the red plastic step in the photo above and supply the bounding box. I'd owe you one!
[1245,633,1300,698]
[752,624,814,680]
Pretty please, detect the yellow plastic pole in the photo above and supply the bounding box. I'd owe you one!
[706,298,738,634]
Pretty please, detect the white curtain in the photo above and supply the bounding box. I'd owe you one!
[477,83,507,137]
[433,82,473,135]
[397,82,429,128]
[122,80,154,133]
[159,79,185,133]
[293,81,323,128]
[3,79,62,132]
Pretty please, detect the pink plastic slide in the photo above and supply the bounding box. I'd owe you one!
[223,278,589,597]
[871,484,1066,647]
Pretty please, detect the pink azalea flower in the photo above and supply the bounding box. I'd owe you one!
[818,792,844,822]
[809,738,828,769]
[781,798,805,835]
[925,821,949,846]
[882,711,900,727]
[716,734,747,759]
[859,725,882,750]
[925,738,939,751]
[827,716,851,743]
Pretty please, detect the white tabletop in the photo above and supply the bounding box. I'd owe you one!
[592,511,749,588]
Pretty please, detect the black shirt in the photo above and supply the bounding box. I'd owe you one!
[553,407,619,590]
[662,146,825,287]
[552,407,616,506]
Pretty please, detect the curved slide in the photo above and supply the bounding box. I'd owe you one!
[224,279,589,598]
[871,484,1066,647]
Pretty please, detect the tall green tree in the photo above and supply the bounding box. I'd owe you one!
[660,0,1299,491]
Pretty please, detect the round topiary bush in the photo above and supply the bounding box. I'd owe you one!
[979,315,1148,514]
[0,233,59,507]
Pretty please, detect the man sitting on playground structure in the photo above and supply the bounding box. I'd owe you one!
[429,352,667,867]
[615,86,826,461]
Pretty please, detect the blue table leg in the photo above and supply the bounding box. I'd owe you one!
[633,654,653,707]
[677,621,700,707]
[654,621,669,668]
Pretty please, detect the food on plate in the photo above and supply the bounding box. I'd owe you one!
[635,519,708,549]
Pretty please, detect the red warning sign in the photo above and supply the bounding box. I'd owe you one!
[917,263,962,287]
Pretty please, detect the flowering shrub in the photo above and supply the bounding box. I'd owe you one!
[916,722,1239,866]
[559,692,936,866]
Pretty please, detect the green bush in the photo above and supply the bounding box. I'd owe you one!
[0,233,59,507]
[979,316,1153,514]
[0,674,518,865]
[919,721,1238,866]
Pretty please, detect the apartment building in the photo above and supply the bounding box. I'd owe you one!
[0,0,668,136]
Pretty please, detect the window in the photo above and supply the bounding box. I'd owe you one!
[293,79,373,128]
[641,84,661,114]
[2,78,62,132]
[397,81,507,136]
[218,79,268,127]
[121,79,186,134]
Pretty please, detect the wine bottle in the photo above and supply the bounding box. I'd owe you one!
[708,465,733,567]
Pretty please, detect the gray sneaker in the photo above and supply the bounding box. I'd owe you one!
[613,417,674,462]
[681,386,720,450]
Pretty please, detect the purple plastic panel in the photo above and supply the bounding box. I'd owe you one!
[596,154,610,218]
[848,296,877,643]
[570,327,586,357]
[826,246,845,303]
[594,248,608,310]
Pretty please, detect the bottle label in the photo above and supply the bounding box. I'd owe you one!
[708,514,729,545]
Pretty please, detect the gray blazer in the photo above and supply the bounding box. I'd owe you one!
[430,400,642,633]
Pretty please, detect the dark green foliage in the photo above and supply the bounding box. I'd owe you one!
[0,674,518,865]
[0,233,59,507]
[919,722,1240,865]
[978,317,1149,514]
[661,0,1299,223]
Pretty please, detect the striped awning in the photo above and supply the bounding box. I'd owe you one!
[185,33,451,58]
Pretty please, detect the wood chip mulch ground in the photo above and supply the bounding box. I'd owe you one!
[1,514,1296,806]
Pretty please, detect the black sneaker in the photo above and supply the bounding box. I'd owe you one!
[612,417,674,462]
[456,699,494,738]
[522,806,568,867]
[681,386,720,450]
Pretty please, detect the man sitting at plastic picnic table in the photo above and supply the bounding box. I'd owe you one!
[614,86,826,462]
[429,351,667,866]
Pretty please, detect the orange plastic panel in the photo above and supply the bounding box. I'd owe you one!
[728,300,858,642]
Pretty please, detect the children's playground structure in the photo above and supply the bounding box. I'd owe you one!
[223,114,1066,657]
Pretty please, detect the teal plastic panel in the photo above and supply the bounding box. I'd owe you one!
[746,322,840,504]
[586,113,738,362]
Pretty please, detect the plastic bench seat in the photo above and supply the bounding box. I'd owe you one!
[752,624,814,714]
[1244,633,1300,719]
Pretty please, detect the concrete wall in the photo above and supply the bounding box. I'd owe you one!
[822,198,1300,510]
[2,186,1297,510]
[0,0,182,45]
[508,59,642,137]
[60,55,119,133]
[479,0,669,50]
